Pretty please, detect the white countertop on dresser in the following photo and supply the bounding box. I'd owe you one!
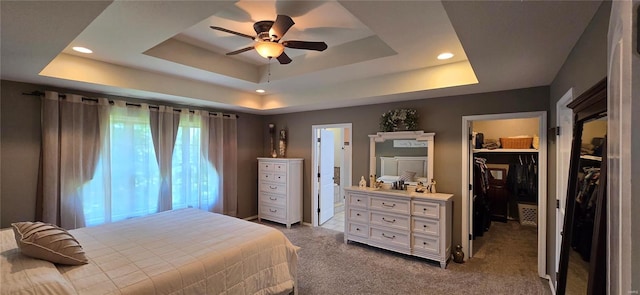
[345,186,453,202]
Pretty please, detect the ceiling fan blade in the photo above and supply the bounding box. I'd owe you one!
[226,46,255,55]
[282,40,328,51]
[276,52,292,64]
[270,15,295,41]
[210,26,255,40]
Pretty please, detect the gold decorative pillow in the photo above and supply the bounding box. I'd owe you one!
[11,221,88,265]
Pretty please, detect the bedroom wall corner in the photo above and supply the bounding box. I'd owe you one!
[0,80,42,228]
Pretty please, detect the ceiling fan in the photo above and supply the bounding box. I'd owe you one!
[210,14,328,64]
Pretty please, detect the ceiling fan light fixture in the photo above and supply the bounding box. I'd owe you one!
[255,41,284,59]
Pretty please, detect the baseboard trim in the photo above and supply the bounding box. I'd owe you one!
[243,215,258,221]
[544,274,556,295]
[302,222,313,227]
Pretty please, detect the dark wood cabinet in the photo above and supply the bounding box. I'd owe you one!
[487,167,508,222]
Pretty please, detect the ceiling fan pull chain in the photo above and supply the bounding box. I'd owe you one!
[268,57,272,83]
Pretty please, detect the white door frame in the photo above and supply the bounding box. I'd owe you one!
[311,123,353,227]
[555,88,573,280]
[461,111,547,278]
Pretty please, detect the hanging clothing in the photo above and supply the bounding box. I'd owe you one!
[472,157,491,238]
[572,167,600,261]
[506,155,538,204]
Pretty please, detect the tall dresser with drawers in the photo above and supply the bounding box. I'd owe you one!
[344,187,453,268]
[257,158,303,228]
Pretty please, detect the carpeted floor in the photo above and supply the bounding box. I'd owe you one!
[265,220,552,295]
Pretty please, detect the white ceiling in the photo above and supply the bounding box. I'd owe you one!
[1,0,602,115]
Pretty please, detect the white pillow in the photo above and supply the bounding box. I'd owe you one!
[398,171,416,182]
[377,175,400,183]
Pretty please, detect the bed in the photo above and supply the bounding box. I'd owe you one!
[1,208,298,295]
[377,156,429,184]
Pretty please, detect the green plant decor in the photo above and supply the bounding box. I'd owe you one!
[380,109,419,132]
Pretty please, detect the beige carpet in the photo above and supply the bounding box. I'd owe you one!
[266,220,551,295]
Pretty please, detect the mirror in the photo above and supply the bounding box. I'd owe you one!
[368,131,434,186]
[557,78,607,295]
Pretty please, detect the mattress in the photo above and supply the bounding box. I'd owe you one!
[2,208,298,295]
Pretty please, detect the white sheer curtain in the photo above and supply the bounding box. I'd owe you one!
[82,101,161,226]
[39,92,238,228]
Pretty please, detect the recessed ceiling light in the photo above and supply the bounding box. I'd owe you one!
[437,52,454,60]
[72,46,93,54]
[256,89,266,93]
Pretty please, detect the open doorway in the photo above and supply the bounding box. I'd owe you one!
[461,111,547,278]
[311,123,352,231]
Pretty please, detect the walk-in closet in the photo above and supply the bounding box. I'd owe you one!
[463,113,547,277]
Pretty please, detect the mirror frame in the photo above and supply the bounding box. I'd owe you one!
[557,78,607,295]
[368,131,435,182]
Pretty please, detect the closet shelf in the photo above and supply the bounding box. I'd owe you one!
[473,148,538,153]
[580,155,602,161]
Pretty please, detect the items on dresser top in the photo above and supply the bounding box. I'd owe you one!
[257,158,303,228]
[344,187,453,269]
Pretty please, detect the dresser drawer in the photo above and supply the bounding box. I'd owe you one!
[369,226,410,248]
[412,217,440,236]
[369,212,410,231]
[260,182,286,194]
[259,162,275,171]
[412,200,440,219]
[412,234,440,255]
[370,197,410,214]
[260,204,286,219]
[273,163,287,172]
[348,194,368,209]
[260,193,286,207]
[348,208,368,223]
[347,222,368,238]
[260,172,287,183]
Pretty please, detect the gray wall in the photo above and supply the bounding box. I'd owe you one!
[0,80,264,227]
[266,86,549,248]
[547,1,610,283]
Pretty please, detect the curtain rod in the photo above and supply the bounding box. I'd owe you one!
[22,91,239,118]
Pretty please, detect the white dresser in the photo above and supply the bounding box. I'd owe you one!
[344,187,453,269]
[257,158,303,228]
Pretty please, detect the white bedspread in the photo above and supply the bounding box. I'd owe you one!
[57,208,298,295]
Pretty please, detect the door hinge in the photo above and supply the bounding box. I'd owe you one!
[469,234,473,240]
[317,208,321,213]
[469,134,473,141]
[556,126,561,136]
[556,199,560,209]
[469,184,473,191]
[317,172,321,178]
[317,137,321,142]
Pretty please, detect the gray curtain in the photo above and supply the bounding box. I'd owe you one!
[203,113,238,216]
[37,91,108,228]
[149,106,180,212]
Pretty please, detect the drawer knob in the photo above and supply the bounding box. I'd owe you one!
[356,213,361,216]
[423,242,427,245]
[423,208,427,211]
[382,217,396,223]
[269,185,277,189]
[423,225,428,228]
[356,228,360,231]
[382,202,396,208]
[269,197,277,201]
[269,209,277,212]
[382,233,396,239]
[356,199,361,202]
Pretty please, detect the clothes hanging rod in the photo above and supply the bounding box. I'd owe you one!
[21,91,239,118]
